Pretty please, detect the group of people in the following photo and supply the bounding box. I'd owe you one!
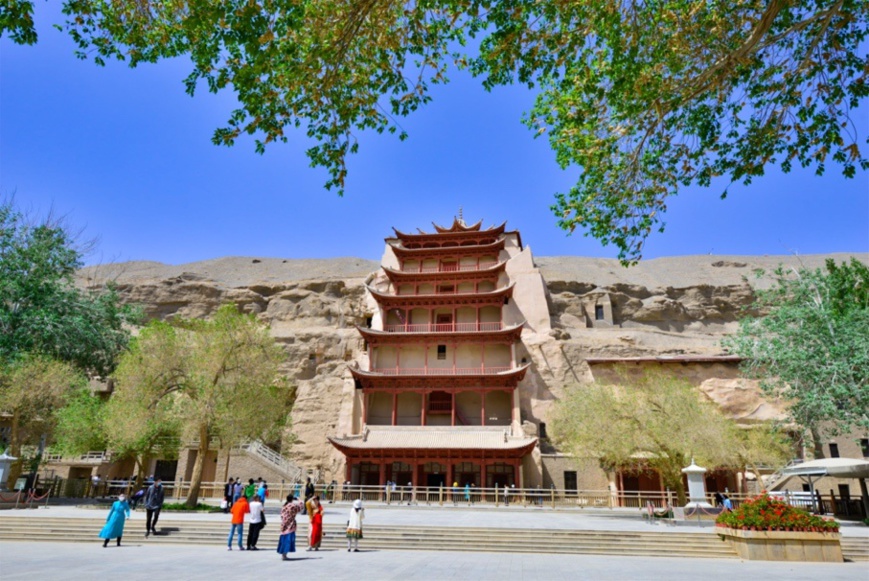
[228,476,364,558]
[98,477,166,547]
[98,475,366,556]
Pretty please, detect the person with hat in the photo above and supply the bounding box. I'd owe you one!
[346,499,365,552]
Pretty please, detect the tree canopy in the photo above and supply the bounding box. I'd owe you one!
[0,199,138,376]
[550,371,788,504]
[4,2,865,262]
[112,304,294,507]
[724,258,869,455]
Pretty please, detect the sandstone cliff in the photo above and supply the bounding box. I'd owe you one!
[78,252,867,477]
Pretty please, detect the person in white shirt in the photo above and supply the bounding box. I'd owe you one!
[247,495,265,550]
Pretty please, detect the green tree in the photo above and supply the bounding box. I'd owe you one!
[724,258,869,457]
[112,304,293,507]
[0,199,139,375]
[5,2,866,262]
[0,354,84,486]
[550,371,783,504]
[0,199,138,485]
[52,386,108,457]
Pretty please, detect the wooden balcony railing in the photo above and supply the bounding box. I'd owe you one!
[382,322,503,333]
[400,261,499,274]
[367,366,512,376]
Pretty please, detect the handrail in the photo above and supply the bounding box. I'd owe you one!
[400,262,499,274]
[367,366,511,376]
[237,440,310,484]
[383,322,503,333]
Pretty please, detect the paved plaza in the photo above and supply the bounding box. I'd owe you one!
[1,539,866,581]
[1,504,867,580]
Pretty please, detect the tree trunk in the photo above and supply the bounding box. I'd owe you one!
[5,411,22,489]
[810,426,825,459]
[184,424,209,508]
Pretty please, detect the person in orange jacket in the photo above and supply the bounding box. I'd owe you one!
[227,495,250,550]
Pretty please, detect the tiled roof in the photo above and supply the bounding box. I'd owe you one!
[329,426,537,451]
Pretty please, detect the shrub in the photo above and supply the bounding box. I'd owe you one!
[716,493,838,532]
[161,502,222,512]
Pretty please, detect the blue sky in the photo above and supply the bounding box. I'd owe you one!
[2,3,867,266]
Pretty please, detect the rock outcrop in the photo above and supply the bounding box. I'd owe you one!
[78,252,867,477]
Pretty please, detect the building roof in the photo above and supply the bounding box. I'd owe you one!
[355,321,525,346]
[349,363,530,390]
[382,260,506,284]
[583,355,743,364]
[328,426,537,452]
[366,282,515,309]
[432,218,483,233]
[391,221,506,244]
[387,237,506,261]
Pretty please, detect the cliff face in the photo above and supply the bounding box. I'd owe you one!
[79,253,867,477]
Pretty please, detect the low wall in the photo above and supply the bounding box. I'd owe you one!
[717,527,843,562]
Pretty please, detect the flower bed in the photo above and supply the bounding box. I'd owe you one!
[715,493,838,532]
[716,493,842,562]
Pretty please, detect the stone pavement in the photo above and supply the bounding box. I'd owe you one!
[1,539,866,581]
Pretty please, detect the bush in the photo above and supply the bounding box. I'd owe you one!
[716,493,838,532]
[161,502,222,513]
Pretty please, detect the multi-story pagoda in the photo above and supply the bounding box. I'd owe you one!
[329,217,548,489]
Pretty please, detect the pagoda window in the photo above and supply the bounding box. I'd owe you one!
[436,345,447,360]
[441,260,458,272]
[365,316,373,328]
[595,305,605,320]
[438,284,455,294]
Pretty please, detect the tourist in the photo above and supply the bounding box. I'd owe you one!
[99,493,130,548]
[129,487,145,510]
[244,478,256,499]
[722,494,733,512]
[247,493,265,550]
[277,494,305,561]
[327,480,337,503]
[452,481,459,505]
[257,479,267,504]
[223,478,235,513]
[227,493,249,550]
[503,484,509,506]
[233,478,242,503]
[713,491,724,507]
[307,495,324,551]
[143,477,165,537]
[304,477,315,501]
[464,482,471,506]
[346,499,365,552]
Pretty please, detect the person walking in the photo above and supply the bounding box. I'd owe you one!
[464,483,471,506]
[223,478,235,513]
[99,493,131,547]
[246,494,265,550]
[227,494,249,550]
[346,499,364,552]
[277,494,305,561]
[233,479,243,503]
[307,495,324,551]
[304,477,315,501]
[143,478,165,537]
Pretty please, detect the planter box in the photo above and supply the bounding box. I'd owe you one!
[718,527,842,562]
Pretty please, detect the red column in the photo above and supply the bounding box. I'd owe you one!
[451,391,456,426]
[363,392,369,425]
[345,460,352,484]
[421,392,427,426]
[481,341,485,372]
[481,391,486,426]
[392,391,398,426]
[512,461,519,487]
[448,461,455,488]
[379,462,386,488]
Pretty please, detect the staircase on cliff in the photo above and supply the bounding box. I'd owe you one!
[235,440,319,484]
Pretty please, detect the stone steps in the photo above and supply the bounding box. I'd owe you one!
[0,515,733,558]
[3,515,866,561]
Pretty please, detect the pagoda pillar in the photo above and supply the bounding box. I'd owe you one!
[379,462,387,488]
[451,391,456,426]
[510,343,516,367]
[448,461,455,488]
[363,392,369,425]
[392,391,398,426]
[481,392,486,426]
[421,392,427,426]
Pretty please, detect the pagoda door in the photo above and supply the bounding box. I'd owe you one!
[435,313,453,332]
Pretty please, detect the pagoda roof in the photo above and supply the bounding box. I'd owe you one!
[355,321,525,346]
[383,260,506,284]
[349,363,529,390]
[391,222,506,246]
[389,238,506,261]
[432,218,484,233]
[366,282,515,309]
[328,426,537,457]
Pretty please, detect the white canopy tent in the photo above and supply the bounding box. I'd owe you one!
[780,458,869,515]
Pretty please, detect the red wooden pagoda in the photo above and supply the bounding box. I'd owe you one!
[329,217,538,488]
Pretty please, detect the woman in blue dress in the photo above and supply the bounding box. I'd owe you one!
[99,493,131,547]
